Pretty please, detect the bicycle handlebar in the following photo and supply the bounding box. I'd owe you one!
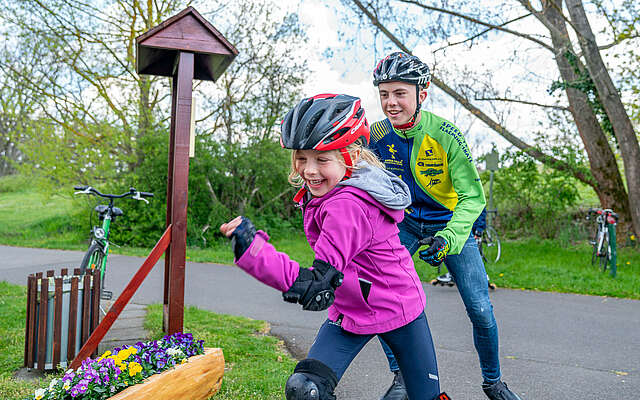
[586,208,618,222]
[73,185,154,202]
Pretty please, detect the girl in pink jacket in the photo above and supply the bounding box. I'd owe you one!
[220,94,446,400]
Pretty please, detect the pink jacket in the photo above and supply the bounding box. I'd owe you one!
[235,182,426,334]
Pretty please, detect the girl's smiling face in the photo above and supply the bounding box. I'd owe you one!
[294,149,346,197]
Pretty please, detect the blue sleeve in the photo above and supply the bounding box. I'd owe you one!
[368,119,392,159]
[472,208,487,232]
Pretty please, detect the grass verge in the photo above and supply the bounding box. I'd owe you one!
[0,282,294,400]
[413,239,640,299]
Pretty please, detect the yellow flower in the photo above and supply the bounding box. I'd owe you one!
[63,382,71,390]
[128,361,143,376]
[98,350,112,361]
[499,273,504,277]
[630,234,636,241]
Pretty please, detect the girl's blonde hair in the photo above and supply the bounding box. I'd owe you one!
[287,140,385,187]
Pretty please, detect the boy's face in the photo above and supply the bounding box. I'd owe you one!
[378,81,427,126]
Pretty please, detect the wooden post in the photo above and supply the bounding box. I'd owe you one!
[52,277,63,369]
[166,51,194,334]
[37,277,48,371]
[25,275,37,367]
[68,276,79,361]
[135,6,237,335]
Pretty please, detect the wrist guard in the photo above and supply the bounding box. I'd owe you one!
[418,236,450,266]
[283,259,344,311]
[230,216,257,259]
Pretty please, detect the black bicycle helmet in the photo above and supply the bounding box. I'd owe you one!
[373,52,431,88]
[280,93,369,151]
[373,52,431,128]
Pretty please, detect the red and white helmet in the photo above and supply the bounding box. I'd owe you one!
[281,94,370,201]
[280,93,370,151]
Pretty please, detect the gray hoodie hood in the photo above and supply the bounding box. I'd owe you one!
[337,161,411,210]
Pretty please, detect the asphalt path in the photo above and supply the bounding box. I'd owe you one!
[1,245,639,399]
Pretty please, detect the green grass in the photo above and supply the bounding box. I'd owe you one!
[0,282,56,400]
[0,188,85,250]
[0,282,294,400]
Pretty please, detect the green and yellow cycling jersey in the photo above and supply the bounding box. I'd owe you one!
[369,111,486,254]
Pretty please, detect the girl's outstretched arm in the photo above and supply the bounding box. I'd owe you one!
[220,216,300,292]
[220,216,342,311]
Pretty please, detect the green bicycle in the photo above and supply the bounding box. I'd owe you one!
[74,185,154,299]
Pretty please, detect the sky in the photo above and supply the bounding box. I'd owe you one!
[277,0,637,160]
[290,0,543,157]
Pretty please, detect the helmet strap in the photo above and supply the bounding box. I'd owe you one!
[293,187,307,203]
[340,148,353,179]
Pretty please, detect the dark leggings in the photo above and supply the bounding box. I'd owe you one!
[307,312,439,399]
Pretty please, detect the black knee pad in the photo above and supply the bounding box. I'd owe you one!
[285,358,338,400]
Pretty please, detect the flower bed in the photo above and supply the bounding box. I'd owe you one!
[26,333,216,400]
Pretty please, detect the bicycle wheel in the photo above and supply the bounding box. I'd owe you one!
[80,242,106,277]
[476,236,487,263]
[599,234,609,272]
[591,229,600,265]
[482,227,501,263]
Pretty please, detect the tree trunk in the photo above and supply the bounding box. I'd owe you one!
[541,0,633,235]
[565,0,640,238]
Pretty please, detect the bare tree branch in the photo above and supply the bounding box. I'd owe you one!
[399,0,554,51]
[350,0,594,185]
[474,96,570,111]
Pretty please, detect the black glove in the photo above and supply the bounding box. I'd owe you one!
[230,216,257,259]
[418,236,450,266]
[283,259,344,311]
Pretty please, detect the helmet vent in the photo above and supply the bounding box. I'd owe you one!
[323,127,350,144]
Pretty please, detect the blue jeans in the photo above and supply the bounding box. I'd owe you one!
[308,312,440,400]
[380,216,501,384]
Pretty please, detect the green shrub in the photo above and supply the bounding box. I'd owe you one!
[0,174,30,193]
[482,149,582,241]
[109,130,303,248]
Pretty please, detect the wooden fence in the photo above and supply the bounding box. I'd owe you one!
[24,268,101,371]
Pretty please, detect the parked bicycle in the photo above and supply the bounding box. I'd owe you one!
[586,208,618,272]
[74,185,154,299]
[477,208,501,264]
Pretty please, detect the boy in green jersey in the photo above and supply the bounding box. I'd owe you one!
[369,52,522,400]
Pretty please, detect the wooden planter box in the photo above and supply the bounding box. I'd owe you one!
[108,348,224,400]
